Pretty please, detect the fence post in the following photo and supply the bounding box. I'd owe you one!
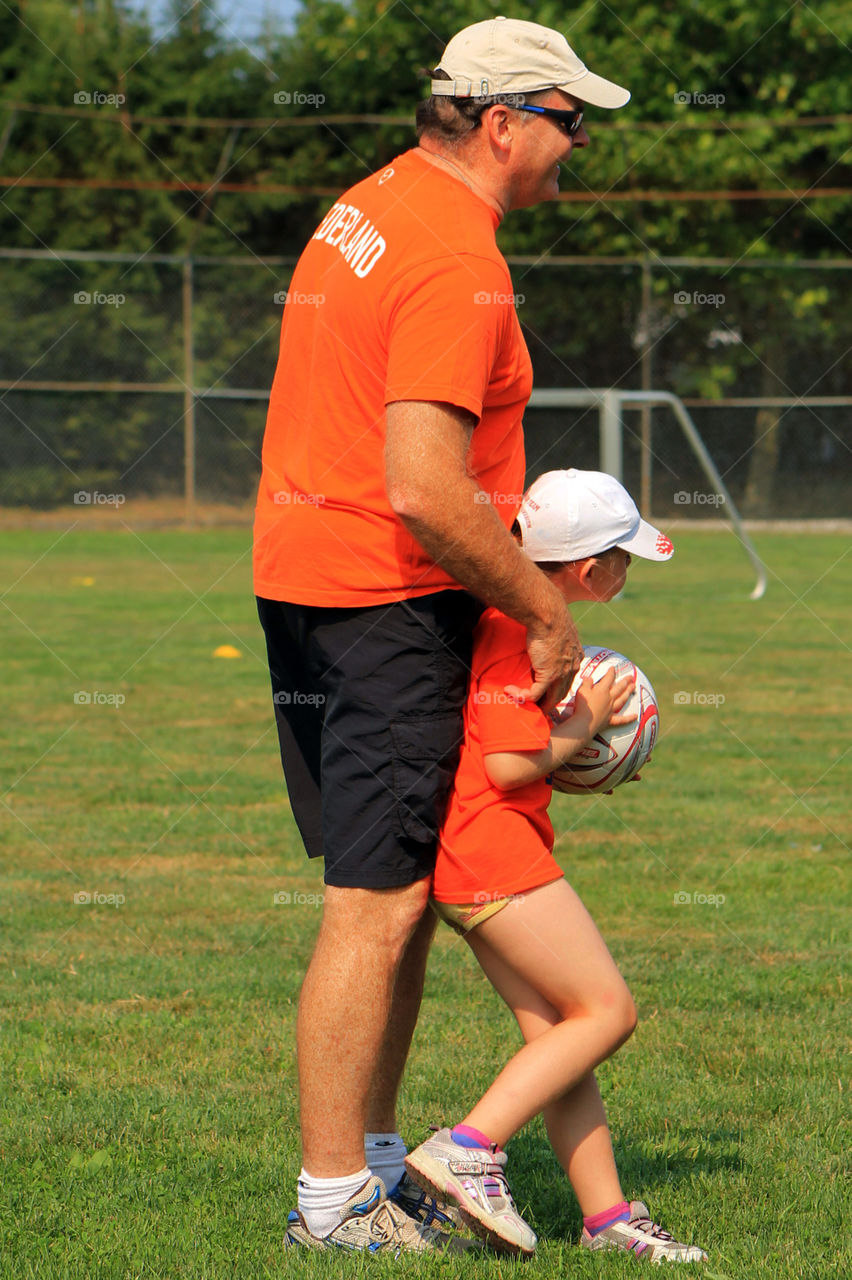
[640,256,653,517]
[600,390,622,479]
[183,256,196,528]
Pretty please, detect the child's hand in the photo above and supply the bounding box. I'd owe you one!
[573,669,636,738]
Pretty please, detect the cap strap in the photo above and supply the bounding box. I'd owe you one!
[431,77,480,97]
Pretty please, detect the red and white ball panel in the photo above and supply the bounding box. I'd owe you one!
[551,646,659,794]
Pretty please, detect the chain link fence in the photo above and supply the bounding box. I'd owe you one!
[1,247,850,522]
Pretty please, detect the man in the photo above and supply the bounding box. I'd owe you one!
[253,15,630,1255]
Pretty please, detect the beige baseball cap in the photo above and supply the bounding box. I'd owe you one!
[431,16,630,109]
[516,469,674,563]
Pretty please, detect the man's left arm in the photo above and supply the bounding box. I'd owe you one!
[385,398,582,707]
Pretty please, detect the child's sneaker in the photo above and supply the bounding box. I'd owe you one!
[284,1173,463,1254]
[405,1127,537,1256]
[580,1199,708,1264]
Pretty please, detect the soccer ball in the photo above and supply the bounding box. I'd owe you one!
[551,646,659,794]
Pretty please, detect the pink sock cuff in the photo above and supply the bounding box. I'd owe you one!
[583,1199,630,1234]
[451,1123,500,1152]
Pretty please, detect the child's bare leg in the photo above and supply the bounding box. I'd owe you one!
[461,879,635,1210]
[413,882,707,1261]
[542,1074,622,1214]
[468,918,624,1211]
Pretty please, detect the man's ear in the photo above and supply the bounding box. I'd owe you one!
[483,104,514,151]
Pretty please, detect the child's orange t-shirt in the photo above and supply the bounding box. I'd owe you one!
[253,148,533,606]
[432,608,564,905]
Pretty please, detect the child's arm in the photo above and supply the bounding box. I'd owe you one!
[484,670,635,790]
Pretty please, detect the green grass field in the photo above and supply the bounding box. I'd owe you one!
[0,528,848,1279]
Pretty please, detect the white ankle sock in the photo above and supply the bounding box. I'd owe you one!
[297,1166,372,1238]
[365,1131,407,1194]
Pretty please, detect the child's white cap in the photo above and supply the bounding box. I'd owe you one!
[516,469,674,563]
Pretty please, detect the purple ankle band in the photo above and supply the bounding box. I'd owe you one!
[451,1123,496,1150]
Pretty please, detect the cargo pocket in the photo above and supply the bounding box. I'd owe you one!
[389,713,464,844]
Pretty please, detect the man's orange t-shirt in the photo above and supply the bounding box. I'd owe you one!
[253,148,533,605]
[432,608,564,905]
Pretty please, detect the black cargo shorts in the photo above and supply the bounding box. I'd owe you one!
[257,590,483,888]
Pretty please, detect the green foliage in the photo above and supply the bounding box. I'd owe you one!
[1,0,851,510]
[2,0,851,256]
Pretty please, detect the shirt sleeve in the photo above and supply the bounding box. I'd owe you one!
[384,255,515,418]
[472,615,553,754]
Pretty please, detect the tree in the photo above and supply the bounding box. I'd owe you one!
[1,0,850,510]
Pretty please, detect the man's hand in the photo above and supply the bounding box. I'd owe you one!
[505,606,584,712]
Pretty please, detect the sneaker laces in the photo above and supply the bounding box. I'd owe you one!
[368,1203,404,1246]
[629,1210,676,1241]
[392,1202,446,1248]
[392,1177,455,1228]
[366,1200,434,1248]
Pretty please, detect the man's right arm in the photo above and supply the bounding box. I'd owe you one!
[385,399,583,707]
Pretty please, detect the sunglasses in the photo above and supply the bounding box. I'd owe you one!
[515,103,584,137]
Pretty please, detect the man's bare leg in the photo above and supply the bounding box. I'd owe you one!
[367,905,438,1133]
[297,878,431,1176]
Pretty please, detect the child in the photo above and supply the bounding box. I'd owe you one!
[405,469,707,1264]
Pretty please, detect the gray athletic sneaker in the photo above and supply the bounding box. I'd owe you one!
[405,1127,537,1256]
[580,1200,708,1264]
[284,1173,463,1254]
[390,1171,462,1229]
